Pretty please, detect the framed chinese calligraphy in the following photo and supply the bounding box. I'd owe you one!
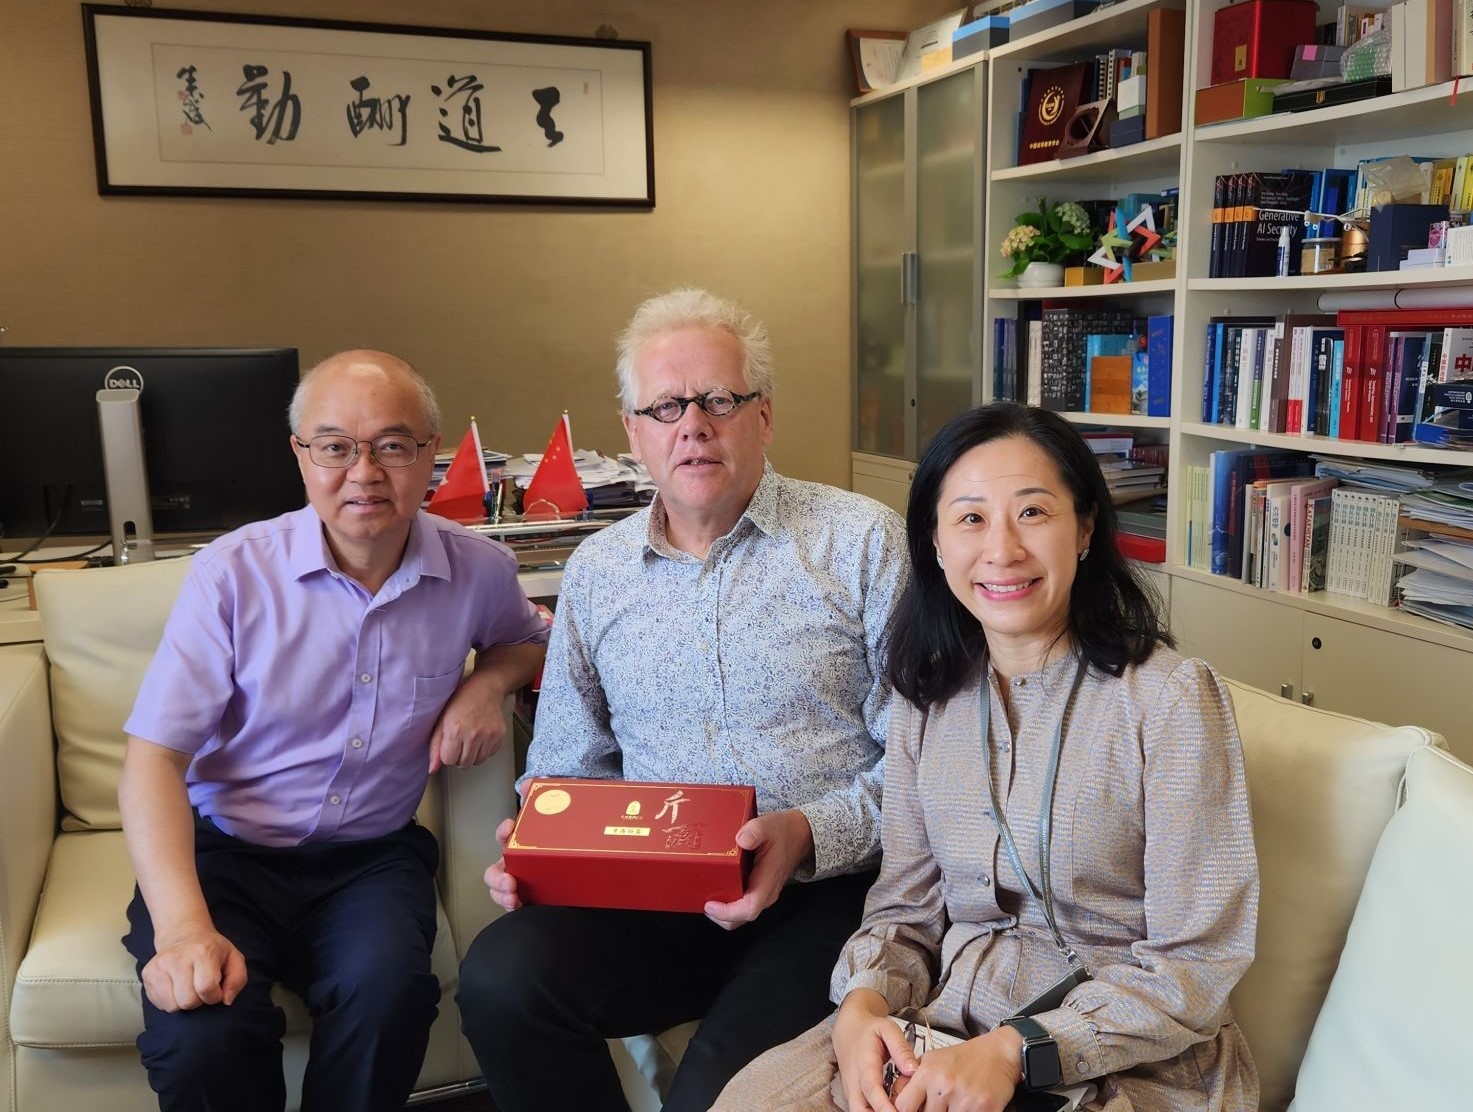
[81,5,654,206]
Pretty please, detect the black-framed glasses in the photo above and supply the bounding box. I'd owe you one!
[293,434,432,468]
[631,388,761,424]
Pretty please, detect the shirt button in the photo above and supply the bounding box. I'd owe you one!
[360,673,372,683]
[1077,1060,1088,1073]
[980,873,991,886]
[329,794,341,805]
[351,737,364,749]
[698,640,710,652]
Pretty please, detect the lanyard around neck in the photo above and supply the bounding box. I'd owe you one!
[980,655,1087,969]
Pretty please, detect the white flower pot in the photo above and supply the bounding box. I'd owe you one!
[1016,261,1064,289]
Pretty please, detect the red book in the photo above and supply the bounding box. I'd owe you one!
[1335,307,1473,326]
[504,779,756,914]
[1017,62,1088,165]
[1116,532,1165,563]
[1339,325,1363,440]
[1359,325,1389,442]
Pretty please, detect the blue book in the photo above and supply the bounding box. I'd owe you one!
[1328,339,1345,438]
[1131,351,1150,414]
[1209,321,1229,424]
[1392,333,1429,443]
[1306,327,1341,435]
[1147,314,1173,416]
[1210,449,1313,578]
[1318,168,1354,237]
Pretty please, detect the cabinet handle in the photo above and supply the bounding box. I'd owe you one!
[899,255,908,305]
[1279,682,1294,701]
[1300,691,1315,706]
[900,251,919,306]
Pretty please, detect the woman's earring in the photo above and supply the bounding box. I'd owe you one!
[935,551,944,569]
[1078,549,1089,562]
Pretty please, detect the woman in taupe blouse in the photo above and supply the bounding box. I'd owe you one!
[715,403,1258,1112]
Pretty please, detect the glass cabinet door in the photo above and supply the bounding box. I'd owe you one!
[853,94,908,459]
[914,69,979,455]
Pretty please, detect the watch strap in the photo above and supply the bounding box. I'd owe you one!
[1002,1015,1049,1042]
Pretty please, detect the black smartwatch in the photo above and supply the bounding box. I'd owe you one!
[1002,1015,1062,1091]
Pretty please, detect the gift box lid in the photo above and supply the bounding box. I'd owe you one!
[509,778,755,861]
[505,778,757,913]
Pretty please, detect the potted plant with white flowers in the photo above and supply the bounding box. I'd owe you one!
[1000,196,1094,288]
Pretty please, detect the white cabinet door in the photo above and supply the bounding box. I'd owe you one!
[1170,577,1302,698]
[1301,615,1473,765]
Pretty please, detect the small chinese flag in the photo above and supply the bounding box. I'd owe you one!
[523,412,588,521]
[426,418,489,523]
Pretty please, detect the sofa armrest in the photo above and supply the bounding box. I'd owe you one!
[0,646,58,1073]
[430,698,521,959]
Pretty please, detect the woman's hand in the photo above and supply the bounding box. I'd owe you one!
[832,989,919,1112]
[892,1025,1023,1112]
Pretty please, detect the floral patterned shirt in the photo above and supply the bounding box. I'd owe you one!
[523,464,907,879]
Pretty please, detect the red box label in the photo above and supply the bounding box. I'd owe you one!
[503,779,756,913]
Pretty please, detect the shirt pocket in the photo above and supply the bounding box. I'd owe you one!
[407,664,469,739]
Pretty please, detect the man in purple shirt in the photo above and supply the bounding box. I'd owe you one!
[118,350,547,1112]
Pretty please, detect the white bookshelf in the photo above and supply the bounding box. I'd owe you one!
[856,0,1473,750]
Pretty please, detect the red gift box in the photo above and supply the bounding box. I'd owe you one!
[503,779,756,913]
[1211,0,1319,85]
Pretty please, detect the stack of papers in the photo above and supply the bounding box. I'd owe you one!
[503,449,655,507]
[1396,480,1473,629]
[1311,457,1448,493]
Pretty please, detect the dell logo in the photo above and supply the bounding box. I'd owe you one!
[104,365,144,392]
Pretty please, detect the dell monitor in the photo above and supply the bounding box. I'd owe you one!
[0,347,303,551]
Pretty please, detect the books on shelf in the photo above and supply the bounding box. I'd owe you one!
[1040,305,1133,412]
[1208,448,1314,579]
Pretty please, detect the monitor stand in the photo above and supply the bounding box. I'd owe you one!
[95,388,156,565]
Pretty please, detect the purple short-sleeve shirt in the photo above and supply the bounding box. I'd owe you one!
[125,506,548,846]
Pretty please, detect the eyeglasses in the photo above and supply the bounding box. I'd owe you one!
[631,388,761,424]
[293,434,431,469]
[882,1011,934,1099]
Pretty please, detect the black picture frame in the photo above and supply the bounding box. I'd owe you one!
[82,4,655,207]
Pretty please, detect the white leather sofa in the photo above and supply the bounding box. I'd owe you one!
[3,557,1470,1111]
[618,681,1473,1112]
[0,557,522,1110]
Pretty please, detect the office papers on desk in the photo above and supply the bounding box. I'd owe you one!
[503,450,654,508]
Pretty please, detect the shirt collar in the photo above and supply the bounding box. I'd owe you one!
[641,460,778,562]
[284,506,451,585]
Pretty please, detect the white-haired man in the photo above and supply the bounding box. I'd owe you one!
[458,291,908,1111]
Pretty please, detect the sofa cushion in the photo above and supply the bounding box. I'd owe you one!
[1224,680,1438,1112]
[10,830,461,1047]
[35,559,192,832]
[1288,746,1473,1109]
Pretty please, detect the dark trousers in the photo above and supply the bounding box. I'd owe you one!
[457,868,877,1112]
[122,817,441,1112]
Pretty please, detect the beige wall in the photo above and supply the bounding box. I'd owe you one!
[0,0,948,487]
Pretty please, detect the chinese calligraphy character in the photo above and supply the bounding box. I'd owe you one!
[664,824,705,851]
[345,75,411,146]
[431,74,500,153]
[176,65,210,132]
[237,64,301,144]
[531,86,564,147]
[656,790,691,825]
